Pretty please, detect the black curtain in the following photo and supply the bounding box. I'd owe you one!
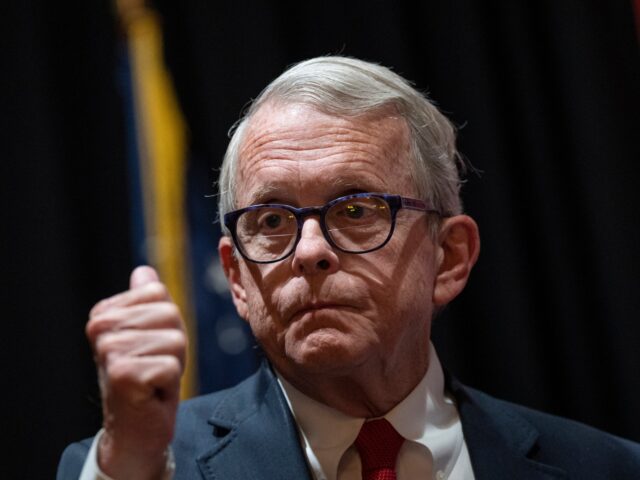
[3,0,639,478]
[2,1,131,477]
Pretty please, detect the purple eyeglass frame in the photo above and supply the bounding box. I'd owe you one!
[223,192,441,264]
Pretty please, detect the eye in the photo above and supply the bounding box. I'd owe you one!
[254,208,295,234]
[327,197,389,228]
[264,214,282,229]
[344,204,365,219]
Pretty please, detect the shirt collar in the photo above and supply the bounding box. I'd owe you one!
[277,343,463,479]
[386,344,463,476]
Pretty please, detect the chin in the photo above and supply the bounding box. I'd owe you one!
[283,328,369,375]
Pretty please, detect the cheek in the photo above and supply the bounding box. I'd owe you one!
[239,263,296,354]
[238,267,277,333]
[375,240,436,326]
[243,290,285,357]
[400,276,433,326]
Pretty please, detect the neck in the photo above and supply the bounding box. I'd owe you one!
[274,345,430,418]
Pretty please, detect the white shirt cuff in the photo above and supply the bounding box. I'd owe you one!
[79,429,175,480]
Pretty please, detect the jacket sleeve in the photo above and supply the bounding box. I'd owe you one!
[57,438,93,480]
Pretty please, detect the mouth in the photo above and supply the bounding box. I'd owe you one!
[292,303,350,319]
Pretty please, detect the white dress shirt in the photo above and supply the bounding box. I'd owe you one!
[277,343,476,480]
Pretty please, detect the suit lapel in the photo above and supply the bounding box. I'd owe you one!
[196,363,313,480]
[448,376,568,480]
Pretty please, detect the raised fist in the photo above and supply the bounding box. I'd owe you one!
[86,266,186,479]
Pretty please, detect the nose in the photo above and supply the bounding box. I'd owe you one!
[291,218,339,275]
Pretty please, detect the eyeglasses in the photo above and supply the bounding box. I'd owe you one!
[223,192,441,264]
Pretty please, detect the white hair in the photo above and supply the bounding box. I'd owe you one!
[218,56,465,234]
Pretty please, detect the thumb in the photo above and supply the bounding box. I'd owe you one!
[130,265,160,289]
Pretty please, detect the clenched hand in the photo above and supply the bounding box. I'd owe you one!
[86,266,186,479]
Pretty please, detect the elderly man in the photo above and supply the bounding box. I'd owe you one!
[59,56,640,479]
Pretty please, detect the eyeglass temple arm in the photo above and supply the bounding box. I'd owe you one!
[400,196,441,215]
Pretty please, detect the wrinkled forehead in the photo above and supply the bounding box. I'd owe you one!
[233,102,416,205]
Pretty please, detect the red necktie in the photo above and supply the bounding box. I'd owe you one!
[355,418,405,480]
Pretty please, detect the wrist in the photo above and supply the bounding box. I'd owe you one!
[98,430,175,480]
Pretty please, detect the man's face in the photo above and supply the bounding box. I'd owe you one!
[220,103,444,381]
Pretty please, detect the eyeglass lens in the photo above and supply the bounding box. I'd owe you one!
[235,195,393,262]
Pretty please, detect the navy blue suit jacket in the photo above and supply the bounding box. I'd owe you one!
[58,362,640,479]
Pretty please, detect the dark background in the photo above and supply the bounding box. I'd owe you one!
[3,1,639,477]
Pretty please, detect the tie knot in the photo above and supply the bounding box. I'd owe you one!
[355,419,405,477]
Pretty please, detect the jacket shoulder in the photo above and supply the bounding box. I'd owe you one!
[509,397,640,469]
[458,382,640,477]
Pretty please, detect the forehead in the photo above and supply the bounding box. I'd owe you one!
[235,102,416,205]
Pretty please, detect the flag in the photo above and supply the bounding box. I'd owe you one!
[116,0,197,398]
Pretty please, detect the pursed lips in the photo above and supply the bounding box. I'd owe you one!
[291,303,350,320]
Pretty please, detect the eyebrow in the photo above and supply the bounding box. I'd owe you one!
[244,185,284,206]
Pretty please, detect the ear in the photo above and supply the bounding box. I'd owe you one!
[218,236,249,320]
[433,215,480,306]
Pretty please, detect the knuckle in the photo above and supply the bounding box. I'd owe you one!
[162,356,182,377]
[89,301,104,318]
[106,357,133,386]
[160,302,181,322]
[146,281,169,300]
[109,376,142,400]
[86,315,108,341]
[168,329,187,352]
[85,318,96,340]
[86,310,124,340]
[94,334,119,364]
[174,328,187,345]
